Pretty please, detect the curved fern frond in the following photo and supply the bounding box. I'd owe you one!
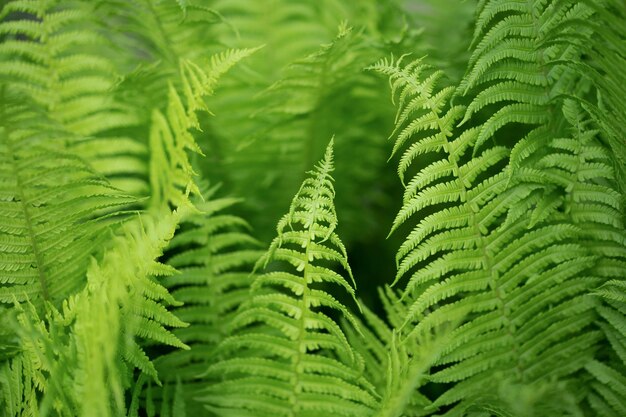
[147,48,260,209]
[200,139,378,417]
[0,95,134,307]
[376,53,622,415]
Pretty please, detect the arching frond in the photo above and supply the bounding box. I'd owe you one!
[375,53,623,415]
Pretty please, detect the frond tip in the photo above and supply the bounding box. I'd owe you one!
[200,138,376,417]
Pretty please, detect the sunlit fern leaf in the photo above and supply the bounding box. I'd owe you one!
[460,0,626,195]
[0,68,211,413]
[0,96,135,307]
[81,209,190,389]
[54,0,258,201]
[432,104,624,415]
[199,139,378,417]
[98,0,260,127]
[0,207,191,417]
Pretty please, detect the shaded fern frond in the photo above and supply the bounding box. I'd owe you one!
[345,286,454,417]
[0,0,137,136]
[212,24,395,242]
[141,189,264,415]
[200,139,378,417]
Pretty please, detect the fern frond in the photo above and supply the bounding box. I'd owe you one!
[207,23,394,242]
[147,48,259,208]
[346,285,456,417]
[376,53,623,415]
[131,190,266,415]
[462,0,626,171]
[0,0,136,136]
[0,0,147,197]
[200,139,377,417]
[7,208,190,417]
[0,95,135,307]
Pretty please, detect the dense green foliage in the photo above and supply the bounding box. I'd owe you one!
[0,0,624,416]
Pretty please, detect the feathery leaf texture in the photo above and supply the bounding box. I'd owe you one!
[0,0,625,416]
[374,50,625,415]
[0,96,134,307]
[200,139,378,417]
[138,190,265,415]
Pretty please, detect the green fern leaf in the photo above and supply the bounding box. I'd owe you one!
[200,139,378,417]
[0,96,134,307]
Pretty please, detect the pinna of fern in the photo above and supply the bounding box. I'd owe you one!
[199,139,379,417]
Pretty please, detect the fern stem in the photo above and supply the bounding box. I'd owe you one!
[289,165,324,416]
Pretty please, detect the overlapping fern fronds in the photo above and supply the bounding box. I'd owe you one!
[131,190,265,415]
[0,93,135,307]
[374,43,624,414]
[199,1,418,244]
[1,1,624,416]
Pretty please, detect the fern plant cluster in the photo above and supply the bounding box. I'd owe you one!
[0,0,624,416]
